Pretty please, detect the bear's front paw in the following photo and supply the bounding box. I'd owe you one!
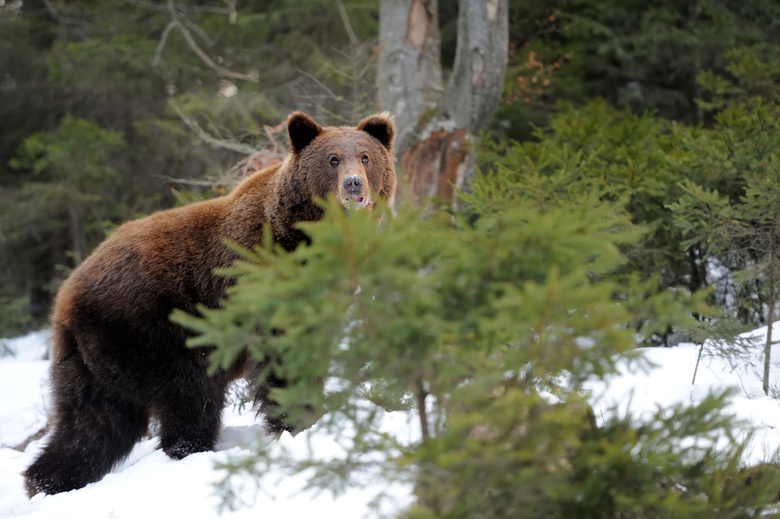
[263,403,323,436]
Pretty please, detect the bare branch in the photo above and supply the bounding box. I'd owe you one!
[155,175,233,187]
[335,0,359,46]
[294,68,338,99]
[121,0,169,12]
[40,0,98,36]
[263,122,287,154]
[183,17,214,49]
[12,426,49,452]
[121,0,230,15]
[173,19,255,81]
[152,21,177,70]
[158,0,256,81]
[170,104,258,154]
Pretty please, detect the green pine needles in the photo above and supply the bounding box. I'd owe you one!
[174,182,780,516]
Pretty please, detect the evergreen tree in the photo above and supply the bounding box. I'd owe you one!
[661,45,780,329]
[176,190,777,516]
[471,100,707,344]
[671,154,780,395]
[8,116,126,265]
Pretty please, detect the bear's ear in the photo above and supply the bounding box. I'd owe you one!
[357,112,395,151]
[288,112,324,154]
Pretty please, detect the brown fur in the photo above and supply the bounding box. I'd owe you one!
[23,112,396,496]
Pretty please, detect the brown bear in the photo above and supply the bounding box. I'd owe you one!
[23,111,396,496]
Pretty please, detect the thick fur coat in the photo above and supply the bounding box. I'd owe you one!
[24,112,396,496]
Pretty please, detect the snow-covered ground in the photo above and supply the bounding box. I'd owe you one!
[2,325,780,518]
[0,331,412,518]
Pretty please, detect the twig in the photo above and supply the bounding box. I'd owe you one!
[294,68,338,99]
[692,340,704,385]
[152,21,177,70]
[335,0,359,46]
[155,175,233,187]
[122,0,230,15]
[170,103,258,154]
[175,18,255,80]
[12,425,49,452]
[40,0,96,36]
[183,17,214,49]
[121,0,170,12]
[165,0,256,82]
[734,368,751,399]
[264,122,287,154]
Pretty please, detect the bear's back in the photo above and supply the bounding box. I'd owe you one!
[52,168,278,331]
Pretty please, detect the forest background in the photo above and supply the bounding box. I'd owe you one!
[1,0,779,340]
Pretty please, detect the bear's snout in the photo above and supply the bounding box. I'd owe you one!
[339,172,371,208]
[343,175,363,194]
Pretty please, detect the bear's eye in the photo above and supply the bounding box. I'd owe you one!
[361,154,369,164]
[330,156,339,167]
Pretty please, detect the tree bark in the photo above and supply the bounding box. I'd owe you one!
[399,128,469,206]
[378,0,509,208]
[377,0,443,157]
[438,0,508,134]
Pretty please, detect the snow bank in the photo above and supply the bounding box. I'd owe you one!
[3,323,780,517]
[0,331,411,518]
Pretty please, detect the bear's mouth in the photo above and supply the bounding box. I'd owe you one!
[344,194,368,208]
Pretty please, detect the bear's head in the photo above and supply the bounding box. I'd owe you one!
[286,111,396,211]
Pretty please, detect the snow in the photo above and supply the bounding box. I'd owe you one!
[588,324,780,465]
[0,332,410,518]
[3,324,780,517]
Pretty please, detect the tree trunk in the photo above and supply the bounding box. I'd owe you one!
[399,128,469,206]
[378,0,509,208]
[764,230,776,395]
[377,0,443,157]
[438,0,509,134]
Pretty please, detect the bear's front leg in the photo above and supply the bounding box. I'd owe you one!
[252,368,323,435]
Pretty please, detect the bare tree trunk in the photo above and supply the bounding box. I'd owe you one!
[378,0,443,156]
[378,0,509,208]
[439,0,508,134]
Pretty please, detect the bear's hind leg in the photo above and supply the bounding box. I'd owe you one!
[24,351,148,496]
[154,364,227,460]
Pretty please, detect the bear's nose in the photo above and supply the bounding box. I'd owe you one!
[343,175,363,194]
